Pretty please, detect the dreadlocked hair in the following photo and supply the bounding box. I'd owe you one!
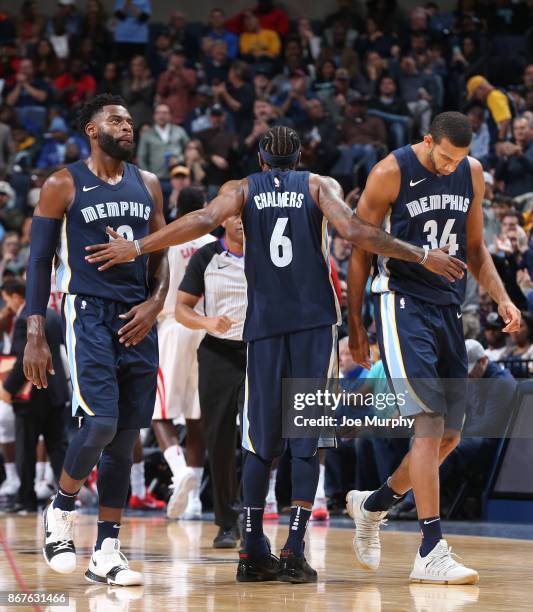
[260,125,301,169]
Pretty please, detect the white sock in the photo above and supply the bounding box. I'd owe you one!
[36,461,46,482]
[130,461,145,498]
[190,467,203,500]
[315,463,326,500]
[266,469,277,503]
[164,445,186,478]
[44,462,54,484]
[5,463,18,482]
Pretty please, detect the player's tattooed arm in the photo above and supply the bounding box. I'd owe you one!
[312,166,467,282]
[24,170,74,389]
[115,170,170,347]
[86,180,247,269]
[466,157,521,333]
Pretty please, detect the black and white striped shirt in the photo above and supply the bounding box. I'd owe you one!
[179,240,246,341]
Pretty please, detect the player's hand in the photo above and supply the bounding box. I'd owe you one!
[498,300,521,333]
[205,315,238,335]
[118,299,160,347]
[85,227,137,270]
[423,246,467,282]
[23,337,54,389]
[349,322,372,370]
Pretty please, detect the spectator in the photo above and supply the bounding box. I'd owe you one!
[517,64,533,100]
[212,61,255,140]
[75,38,103,81]
[32,39,61,81]
[322,67,362,123]
[483,312,508,361]
[0,181,15,240]
[15,1,46,50]
[79,3,109,49]
[11,123,37,170]
[203,41,231,86]
[112,0,151,63]
[36,116,88,170]
[196,105,238,196]
[203,8,238,60]
[495,116,533,198]
[4,58,50,112]
[253,69,276,102]
[368,75,411,149]
[299,98,340,175]
[167,165,192,218]
[53,59,96,110]
[97,62,122,97]
[167,11,199,63]
[276,69,312,129]
[0,278,69,514]
[356,17,397,59]
[146,30,172,79]
[467,75,513,146]
[120,55,155,131]
[156,52,196,125]
[331,233,351,280]
[47,0,81,38]
[226,1,289,37]
[397,55,436,137]
[363,50,387,95]
[0,232,26,277]
[137,104,189,183]
[501,312,533,376]
[296,18,322,63]
[313,59,337,97]
[0,118,15,176]
[338,95,387,179]
[183,140,208,187]
[239,10,281,66]
[47,16,70,61]
[186,85,214,134]
[467,104,490,167]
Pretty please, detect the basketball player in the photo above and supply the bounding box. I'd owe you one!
[152,187,214,520]
[23,94,169,585]
[346,112,520,583]
[85,126,466,583]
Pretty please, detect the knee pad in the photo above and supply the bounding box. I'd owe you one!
[63,417,118,481]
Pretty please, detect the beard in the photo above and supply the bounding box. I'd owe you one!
[428,148,441,175]
[97,129,133,161]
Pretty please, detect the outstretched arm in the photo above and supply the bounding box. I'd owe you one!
[466,157,520,332]
[86,179,246,270]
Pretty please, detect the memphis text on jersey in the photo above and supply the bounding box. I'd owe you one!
[80,200,151,224]
[406,194,470,218]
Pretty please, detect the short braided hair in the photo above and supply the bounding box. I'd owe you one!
[259,126,301,169]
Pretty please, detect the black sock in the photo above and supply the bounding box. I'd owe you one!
[53,487,78,512]
[418,516,442,557]
[364,479,405,512]
[283,506,312,557]
[95,520,120,550]
[243,506,269,556]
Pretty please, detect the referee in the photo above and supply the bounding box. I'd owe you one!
[176,214,246,548]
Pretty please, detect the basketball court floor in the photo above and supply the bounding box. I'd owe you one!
[1,512,532,611]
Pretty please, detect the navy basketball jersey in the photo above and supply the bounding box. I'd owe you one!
[56,160,153,304]
[241,169,340,342]
[372,145,473,305]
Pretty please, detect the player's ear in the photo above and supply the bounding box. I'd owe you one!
[423,134,433,148]
[85,121,97,140]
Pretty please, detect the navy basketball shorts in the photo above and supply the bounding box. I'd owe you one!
[62,294,158,429]
[374,292,467,431]
[242,324,338,460]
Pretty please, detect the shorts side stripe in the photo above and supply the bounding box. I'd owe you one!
[64,295,94,417]
[241,345,256,454]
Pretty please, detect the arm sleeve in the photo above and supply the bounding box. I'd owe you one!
[178,244,215,297]
[25,216,62,317]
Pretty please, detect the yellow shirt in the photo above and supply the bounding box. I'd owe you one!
[240,29,281,58]
[487,89,512,124]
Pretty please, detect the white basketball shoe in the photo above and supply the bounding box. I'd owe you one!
[409,539,479,584]
[346,490,388,570]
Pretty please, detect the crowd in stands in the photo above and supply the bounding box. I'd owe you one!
[0,0,532,517]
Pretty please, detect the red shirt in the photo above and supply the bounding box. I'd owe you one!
[54,73,96,107]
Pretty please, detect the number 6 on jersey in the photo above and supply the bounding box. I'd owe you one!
[270,217,293,267]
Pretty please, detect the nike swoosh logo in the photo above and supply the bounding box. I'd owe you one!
[423,518,440,524]
[217,263,230,269]
[83,185,99,192]
[410,178,427,187]
[457,312,463,319]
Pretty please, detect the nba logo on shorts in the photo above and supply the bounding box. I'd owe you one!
[400,297,405,309]
[274,177,280,188]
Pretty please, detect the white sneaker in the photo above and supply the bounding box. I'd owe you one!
[0,477,20,496]
[180,496,202,520]
[167,467,197,519]
[85,538,143,586]
[409,539,479,585]
[35,480,55,501]
[346,490,388,570]
[43,503,76,574]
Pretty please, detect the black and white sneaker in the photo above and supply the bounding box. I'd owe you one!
[85,538,143,586]
[43,503,76,574]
